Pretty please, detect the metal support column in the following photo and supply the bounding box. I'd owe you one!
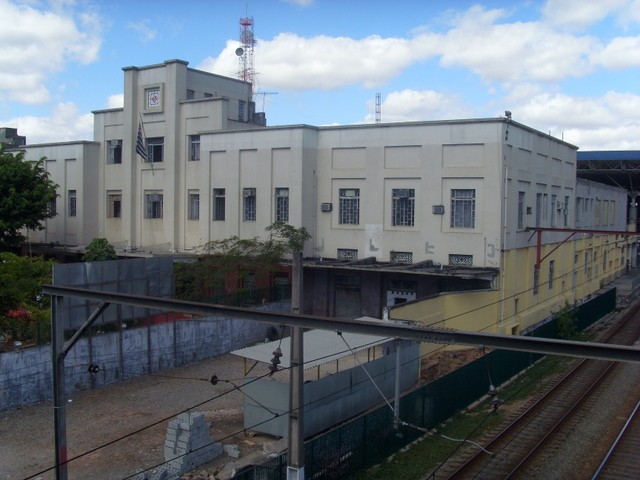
[52,295,68,480]
[287,251,305,480]
[393,338,401,430]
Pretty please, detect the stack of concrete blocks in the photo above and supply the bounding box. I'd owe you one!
[163,412,223,478]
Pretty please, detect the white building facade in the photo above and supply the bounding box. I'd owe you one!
[12,59,634,330]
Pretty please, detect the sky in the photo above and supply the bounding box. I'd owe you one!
[1,0,640,150]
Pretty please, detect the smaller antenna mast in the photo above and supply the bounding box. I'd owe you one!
[375,92,382,123]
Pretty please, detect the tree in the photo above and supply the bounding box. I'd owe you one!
[174,222,310,304]
[0,145,58,250]
[83,237,117,262]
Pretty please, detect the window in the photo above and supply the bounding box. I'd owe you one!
[392,189,415,227]
[48,198,57,216]
[189,135,200,161]
[518,191,525,229]
[188,192,200,220]
[186,89,195,100]
[213,188,225,221]
[275,188,289,222]
[238,100,246,121]
[564,195,569,226]
[107,140,122,164]
[449,254,473,266]
[536,193,542,227]
[543,193,548,223]
[145,193,163,219]
[390,251,413,263]
[243,188,256,221]
[68,190,77,217]
[548,260,554,289]
[107,192,122,218]
[146,137,164,163]
[204,92,213,98]
[450,189,475,228]
[339,188,360,225]
[551,194,557,227]
[337,248,358,260]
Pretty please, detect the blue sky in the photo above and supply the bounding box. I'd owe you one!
[1,0,640,150]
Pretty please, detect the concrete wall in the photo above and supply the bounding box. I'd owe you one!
[242,341,419,438]
[0,314,276,411]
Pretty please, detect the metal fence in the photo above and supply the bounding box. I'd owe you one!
[233,288,616,480]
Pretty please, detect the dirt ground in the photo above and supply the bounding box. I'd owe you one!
[3,342,450,480]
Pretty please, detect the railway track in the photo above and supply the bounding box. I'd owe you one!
[592,399,640,479]
[430,301,640,479]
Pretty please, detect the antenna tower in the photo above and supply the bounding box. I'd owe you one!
[375,92,382,123]
[237,16,256,88]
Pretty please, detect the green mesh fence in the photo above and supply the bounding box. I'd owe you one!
[232,288,616,480]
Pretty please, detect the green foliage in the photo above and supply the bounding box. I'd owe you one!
[83,237,117,262]
[0,145,58,250]
[555,301,578,340]
[175,223,310,302]
[0,252,54,343]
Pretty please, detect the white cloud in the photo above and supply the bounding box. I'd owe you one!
[590,36,640,69]
[368,89,471,123]
[106,94,124,109]
[512,91,640,149]
[127,19,157,43]
[3,102,93,144]
[541,0,629,29]
[0,0,102,105]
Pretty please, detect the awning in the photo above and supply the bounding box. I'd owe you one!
[231,326,391,370]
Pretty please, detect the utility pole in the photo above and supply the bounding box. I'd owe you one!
[287,250,305,480]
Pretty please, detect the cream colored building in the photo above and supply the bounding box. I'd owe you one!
[12,59,634,336]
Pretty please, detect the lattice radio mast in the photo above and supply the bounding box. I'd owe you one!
[375,92,382,123]
[236,16,256,89]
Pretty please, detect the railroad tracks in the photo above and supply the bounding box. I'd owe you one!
[429,302,640,479]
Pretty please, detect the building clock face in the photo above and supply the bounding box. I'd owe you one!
[147,88,160,108]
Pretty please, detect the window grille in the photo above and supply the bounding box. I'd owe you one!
[213,188,225,221]
[337,248,358,261]
[392,189,415,226]
[243,188,256,221]
[449,254,472,266]
[68,190,77,217]
[275,188,289,222]
[189,135,200,161]
[145,193,163,219]
[186,89,195,100]
[390,251,413,263]
[339,189,359,225]
[450,189,475,228]
[188,192,200,220]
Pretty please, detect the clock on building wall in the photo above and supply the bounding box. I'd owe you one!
[147,88,161,108]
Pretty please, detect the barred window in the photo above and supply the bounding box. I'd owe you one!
[107,139,122,164]
[243,188,256,222]
[68,190,77,217]
[449,254,473,266]
[392,189,415,226]
[213,188,225,221]
[107,192,122,218]
[189,135,200,161]
[186,89,195,100]
[238,100,246,121]
[275,188,289,222]
[188,192,200,220]
[450,189,475,228]
[145,193,163,219]
[48,198,57,216]
[337,248,358,260]
[551,194,557,227]
[339,188,359,225]
[390,251,413,263]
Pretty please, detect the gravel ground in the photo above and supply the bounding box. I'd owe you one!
[0,353,274,480]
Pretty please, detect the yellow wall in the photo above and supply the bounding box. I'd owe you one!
[391,233,633,356]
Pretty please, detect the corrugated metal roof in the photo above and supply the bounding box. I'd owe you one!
[231,328,391,370]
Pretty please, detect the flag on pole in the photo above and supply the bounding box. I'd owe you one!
[136,121,147,161]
